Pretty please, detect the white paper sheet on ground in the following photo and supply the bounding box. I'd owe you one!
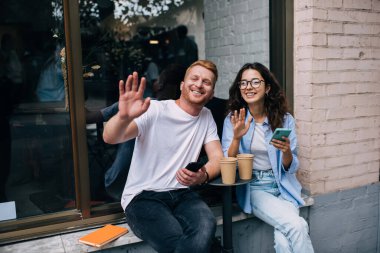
[0,201,17,221]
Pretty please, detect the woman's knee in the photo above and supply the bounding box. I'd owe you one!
[274,230,292,253]
[285,216,310,239]
[294,217,309,233]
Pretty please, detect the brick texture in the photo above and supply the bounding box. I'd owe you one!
[204,0,380,196]
[294,0,380,195]
[204,0,270,99]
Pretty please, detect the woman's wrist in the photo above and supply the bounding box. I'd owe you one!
[282,153,293,170]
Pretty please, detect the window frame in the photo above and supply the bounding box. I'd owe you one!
[0,0,124,244]
[0,0,294,245]
[270,0,294,112]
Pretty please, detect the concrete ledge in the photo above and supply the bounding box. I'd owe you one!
[0,195,314,253]
[218,193,314,225]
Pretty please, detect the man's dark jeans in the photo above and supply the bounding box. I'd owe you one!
[125,189,216,253]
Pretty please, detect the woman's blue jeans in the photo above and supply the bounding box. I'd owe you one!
[125,189,216,253]
[250,170,314,253]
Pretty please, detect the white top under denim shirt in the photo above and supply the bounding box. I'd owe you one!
[251,123,272,170]
[221,110,305,213]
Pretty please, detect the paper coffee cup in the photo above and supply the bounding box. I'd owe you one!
[236,154,254,180]
[220,157,237,184]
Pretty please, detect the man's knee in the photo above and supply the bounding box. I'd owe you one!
[198,215,216,239]
[194,206,217,237]
[130,220,182,253]
[175,209,216,253]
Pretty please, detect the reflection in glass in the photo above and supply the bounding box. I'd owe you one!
[0,0,74,220]
[81,0,205,205]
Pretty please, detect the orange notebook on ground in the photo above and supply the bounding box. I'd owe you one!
[79,224,129,247]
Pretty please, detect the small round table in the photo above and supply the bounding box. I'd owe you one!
[209,176,252,253]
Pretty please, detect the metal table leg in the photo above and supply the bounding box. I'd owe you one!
[222,186,233,253]
[209,176,251,253]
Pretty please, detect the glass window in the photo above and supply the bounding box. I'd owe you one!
[0,0,291,244]
[0,0,75,221]
[80,0,206,207]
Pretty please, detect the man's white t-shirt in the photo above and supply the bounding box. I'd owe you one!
[121,100,219,210]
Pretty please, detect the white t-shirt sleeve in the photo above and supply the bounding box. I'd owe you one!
[134,101,158,137]
[204,110,220,145]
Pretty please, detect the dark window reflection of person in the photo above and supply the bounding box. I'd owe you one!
[143,58,159,98]
[35,45,65,102]
[174,25,198,69]
[87,63,187,201]
[0,50,13,202]
[153,63,186,100]
[0,33,24,105]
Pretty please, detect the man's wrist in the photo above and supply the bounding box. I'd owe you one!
[116,112,130,122]
[201,170,209,185]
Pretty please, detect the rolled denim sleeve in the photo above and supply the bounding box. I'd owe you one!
[101,102,119,121]
[221,113,233,157]
[281,114,299,174]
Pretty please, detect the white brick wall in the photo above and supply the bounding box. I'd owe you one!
[204,0,270,99]
[204,0,379,196]
[295,0,380,194]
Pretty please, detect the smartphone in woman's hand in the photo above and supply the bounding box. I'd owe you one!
[270,128,291,142]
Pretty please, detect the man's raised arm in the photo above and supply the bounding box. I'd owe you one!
[103,72,150,144]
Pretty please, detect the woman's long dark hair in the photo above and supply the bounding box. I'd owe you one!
[227,62,289,131]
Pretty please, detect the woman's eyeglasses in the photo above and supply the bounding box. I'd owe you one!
[238,78,265,89]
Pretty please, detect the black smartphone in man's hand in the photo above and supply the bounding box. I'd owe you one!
[185,162,204,172]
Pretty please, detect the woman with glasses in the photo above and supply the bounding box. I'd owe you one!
[221,62,314,253]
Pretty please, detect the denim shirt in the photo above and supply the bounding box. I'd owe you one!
[221,110,305,213]
[101,102,135,199]
[101,102,119,121]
